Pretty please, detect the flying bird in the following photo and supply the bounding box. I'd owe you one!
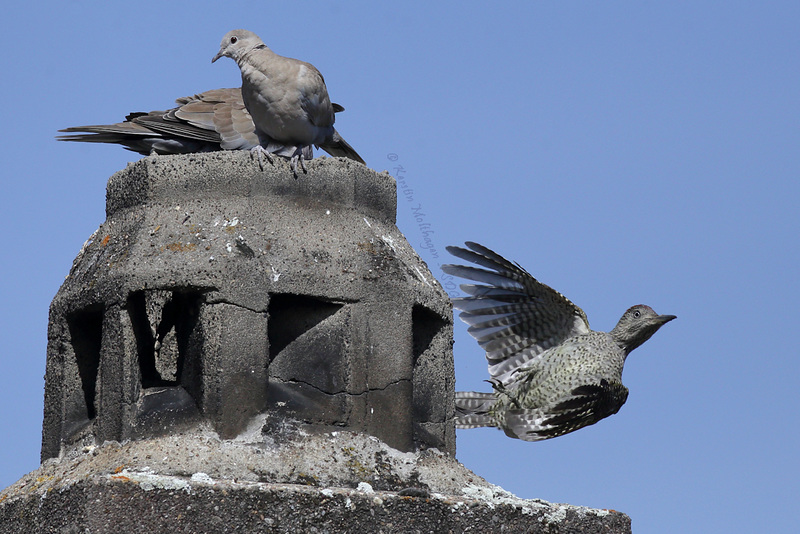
[442,242,675,441]
[212,29,363,174]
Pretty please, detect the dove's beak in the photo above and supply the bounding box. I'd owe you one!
[211,50,223,63]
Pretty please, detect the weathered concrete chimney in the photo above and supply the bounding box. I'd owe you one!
[0,153,631,533]
[40,151,454,459]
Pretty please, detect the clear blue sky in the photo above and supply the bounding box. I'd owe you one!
[2,2,798,532]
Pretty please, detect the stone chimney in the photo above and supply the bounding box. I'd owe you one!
[40,151,454,459]
[0,153,631,533]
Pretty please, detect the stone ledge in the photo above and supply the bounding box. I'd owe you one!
[0,477,631,534]
[2,425,630,533]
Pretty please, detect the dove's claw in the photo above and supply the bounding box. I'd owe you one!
[288,152,308,178]
[250,146,273,170]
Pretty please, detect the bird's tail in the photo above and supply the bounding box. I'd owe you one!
[455,391,497,428]
[320,129,365,164]
[57,123,153,151]
[57,119,211,156]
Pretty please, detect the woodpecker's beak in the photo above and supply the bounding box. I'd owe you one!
[656,314,677,324]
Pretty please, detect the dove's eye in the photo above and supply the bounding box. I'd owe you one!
[230,36,238,44]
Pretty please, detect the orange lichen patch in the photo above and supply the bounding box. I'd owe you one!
[101,235,111,247]
[26,475,55,493]
[164,243,197,252]
[0,494,8,504]
[110,475,131,482]
[113,465,126,474]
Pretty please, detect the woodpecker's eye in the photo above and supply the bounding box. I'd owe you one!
[633,310,641,318]
[230,36,238,44]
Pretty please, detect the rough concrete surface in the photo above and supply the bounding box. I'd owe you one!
[0,422,631,533]
[42,153,454,460]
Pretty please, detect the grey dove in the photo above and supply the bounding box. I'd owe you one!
[57,88,352,159]
[442,242,675,441]
[212,29,364,174]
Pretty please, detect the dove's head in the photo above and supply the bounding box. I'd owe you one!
[212,30,265,63]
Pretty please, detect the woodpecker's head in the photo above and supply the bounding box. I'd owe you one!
[610,304,675,354]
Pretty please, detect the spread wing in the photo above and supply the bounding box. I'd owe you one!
[442,241,590,386]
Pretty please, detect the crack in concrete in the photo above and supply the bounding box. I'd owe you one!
[270,376,410,397]
[203,296,266,314]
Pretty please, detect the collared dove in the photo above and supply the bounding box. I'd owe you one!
[212,29,364,174]
[57,88,353,160]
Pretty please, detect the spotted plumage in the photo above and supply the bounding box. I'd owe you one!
[443,242,675,441]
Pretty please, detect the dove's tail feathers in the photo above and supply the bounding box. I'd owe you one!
[57,123,155,150]
[320,129,365,164]
[57,123,215,156]
[455,391,497,428]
